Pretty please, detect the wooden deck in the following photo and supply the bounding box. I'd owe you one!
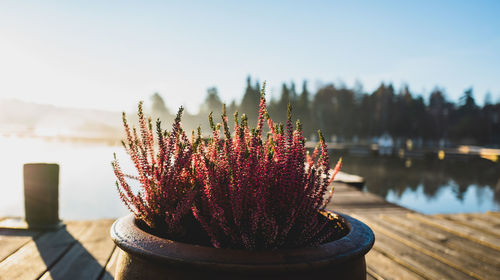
[329,184,500,280]
[0,183,499,279]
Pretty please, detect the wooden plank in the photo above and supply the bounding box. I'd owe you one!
[0,217,31,229]
[381,214,500,268]
[328,184,409,214]
[333,171,365,187]
[486,211,500,218]
[0,221,90,280]
[334,209,409,216]
[332,191,387,201]
[329,185,408,211]
[366,248,424,280]
[39,219,115,280]
[331,199,401,207]
[333,205,406,212]
[372,231,473,280]
[0,228,39,263]
[328,183,359,193]
[465,213,500,240]
[437,213,500,238]
[335,201,399,208]
[361,215,500,279]
[100,247,120,280]
[330,192,386,201]
[408,213,500,251]
[331,200,404,210]
[466,212,500,225]
[366,268,380,280]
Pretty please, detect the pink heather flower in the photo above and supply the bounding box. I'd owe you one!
[191,82,345,249]
[113,84,345,249]
[113,103,198,240]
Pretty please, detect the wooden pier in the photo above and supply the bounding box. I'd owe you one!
[329,184,500,280]
[0,183,499,279]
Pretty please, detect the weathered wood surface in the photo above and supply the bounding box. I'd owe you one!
[38,219,116,280]
[0,183,499,279]
[0,228,40,263]
[334,171,366,188]
[329,184,500,280]
[329,183,410,215]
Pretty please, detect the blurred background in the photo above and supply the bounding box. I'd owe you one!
[0,0,499,219]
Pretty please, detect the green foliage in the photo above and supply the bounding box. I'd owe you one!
[239,76,261,125]
[148,77,500,146]
[200,87,223,116]
[151,92,170,118]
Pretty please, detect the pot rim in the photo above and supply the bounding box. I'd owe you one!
[110,211,374,271]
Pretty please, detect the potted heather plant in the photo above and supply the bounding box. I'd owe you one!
[111,84,374,280]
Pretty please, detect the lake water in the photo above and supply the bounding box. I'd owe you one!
[0,136,130,220]
[1,136,499,219]
[337,155,500,214]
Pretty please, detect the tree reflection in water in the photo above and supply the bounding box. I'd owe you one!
[335,155,500,212]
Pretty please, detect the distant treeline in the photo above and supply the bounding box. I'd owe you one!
[149,76,500,147]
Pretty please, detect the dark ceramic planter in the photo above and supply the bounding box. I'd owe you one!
[111,212,374,280]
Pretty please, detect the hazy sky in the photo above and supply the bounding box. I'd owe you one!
[1,0,499,113]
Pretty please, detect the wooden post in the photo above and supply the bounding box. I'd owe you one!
[24,163,62,229]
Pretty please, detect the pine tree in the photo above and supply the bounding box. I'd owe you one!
[151,92,170,119]
[201,87,223,116]
[296,81,312,137]
[239,76,260,125]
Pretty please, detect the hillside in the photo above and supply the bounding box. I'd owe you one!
[0,99,122,140]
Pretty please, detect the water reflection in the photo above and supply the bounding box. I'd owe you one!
[1,135,499,217]
[0,136,129,219]
[336,156,500,214]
